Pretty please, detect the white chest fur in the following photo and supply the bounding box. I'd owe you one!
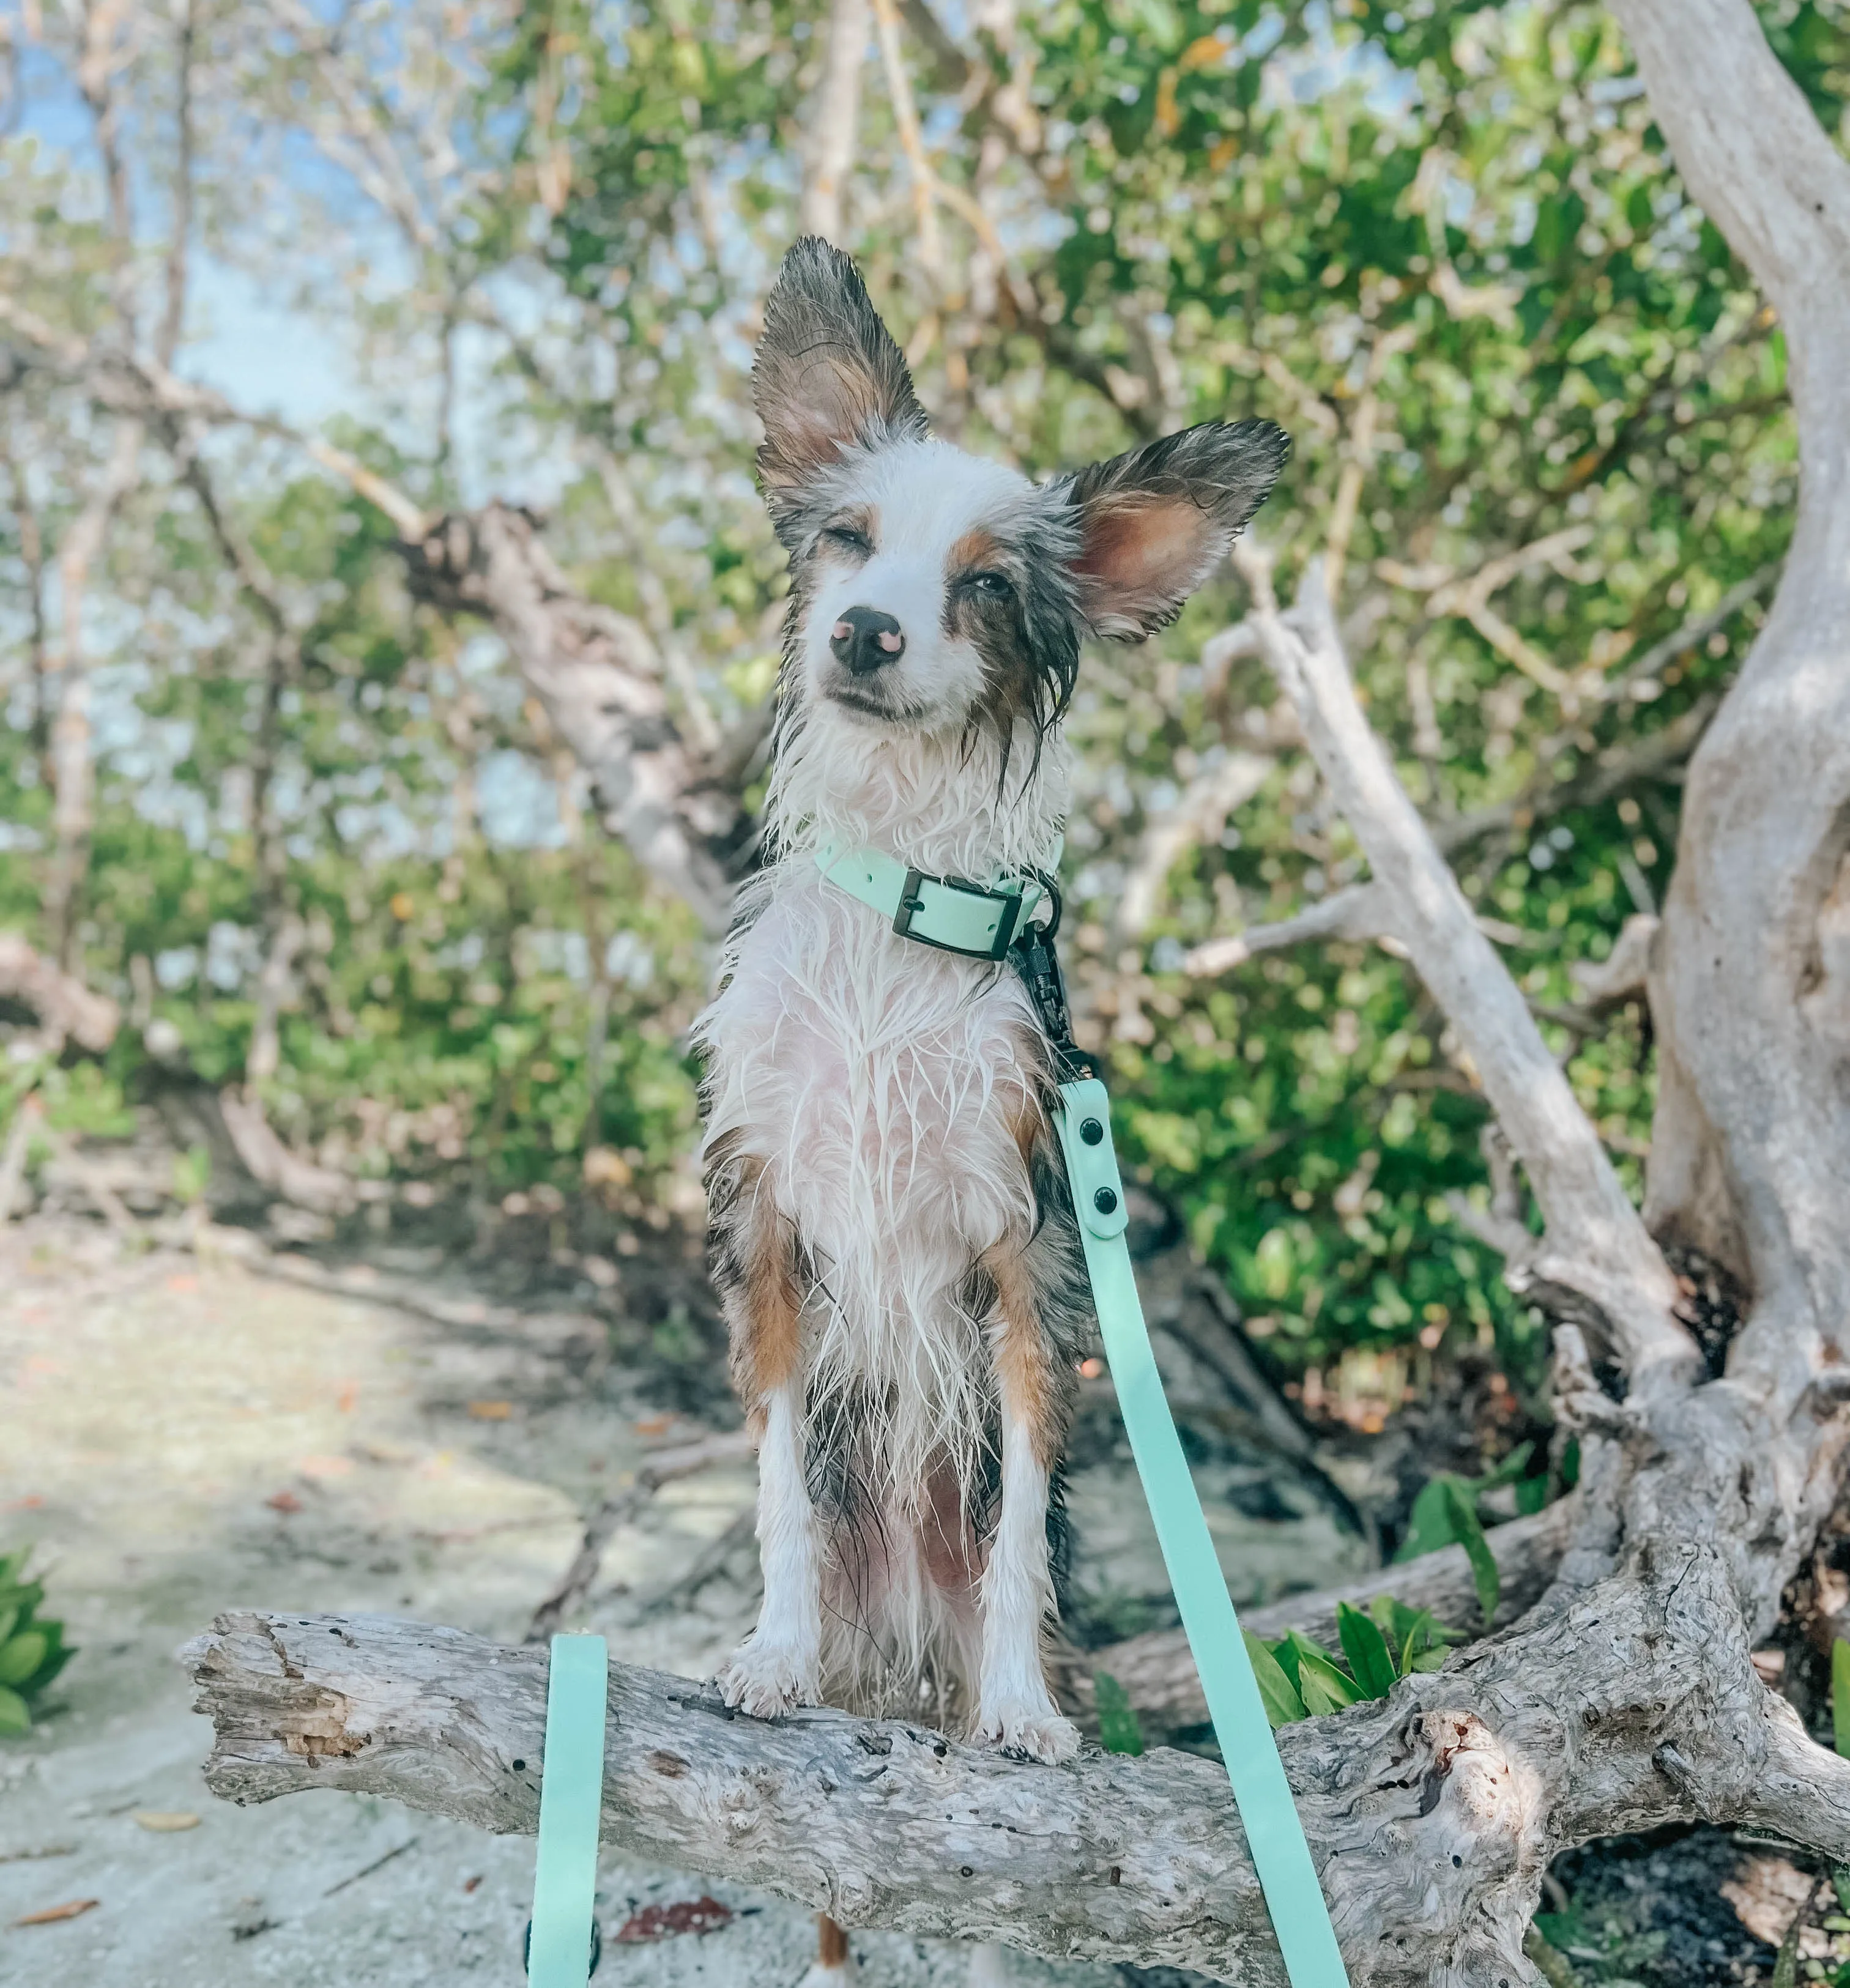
[696,864,1044,1502]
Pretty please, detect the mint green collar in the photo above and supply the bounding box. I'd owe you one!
[814,840,1049,960]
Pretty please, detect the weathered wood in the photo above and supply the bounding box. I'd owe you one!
[184,1573,1850,1987]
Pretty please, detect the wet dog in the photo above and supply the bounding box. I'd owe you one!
[696,237,1285,1803]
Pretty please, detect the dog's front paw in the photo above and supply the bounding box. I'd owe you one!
[975,1699,1080,1765]
[715,1639,817,1720]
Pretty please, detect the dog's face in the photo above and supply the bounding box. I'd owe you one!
[754,238,1289,755]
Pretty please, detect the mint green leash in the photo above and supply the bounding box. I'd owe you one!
[812,843,1350,1985]
[527,1634,609,1986]
[1055,1078,1349,1987]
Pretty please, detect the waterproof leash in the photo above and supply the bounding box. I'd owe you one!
[819,844,1351,1988]
[524,1634,609,1985]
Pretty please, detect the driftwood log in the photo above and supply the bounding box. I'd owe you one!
[179,2,1850,1980]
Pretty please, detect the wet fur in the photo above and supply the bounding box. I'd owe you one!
[696,237,1287,1756]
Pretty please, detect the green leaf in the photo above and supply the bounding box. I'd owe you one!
[1443,1479,1501,1627]
[0,1631,48,1686]
[1093,1671,1145,1757]
[1336,1601,1397,1700]
[1394,1477,1461,1562]
[1243,1631,1307,1728]
[1514,1475,1551,1516]
[1394,1607,1438,1674]
[1833,1639,1850,1760]
[15,1618,66,1692]
[0,1580,44,1621]
[0,1608,17,1650]
[0,1683,28,1734]
[1474,1442,1535,1493]
[1286,1631,1363,1711]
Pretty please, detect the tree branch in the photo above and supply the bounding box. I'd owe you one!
[184,1561,1850,1984]
[1607,0,1850,346]
[0,301,753,930]
[801,0,871,243]
[0,933,119,1051]
[1241,556,1700,1388]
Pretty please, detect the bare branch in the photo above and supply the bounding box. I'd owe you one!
[801,0,871,243]
[401,508,752,930]
[0,933,119,1051]
[1183,883,1392,976]
[1246,560,1699,1386]
[871,0,945,281]
[527,1431,756,1643]
[217,1087,355,1217]
[1116,752,1273,942]
[45,418,143,967]
[0,299,751,926]
[1323,324,1414,600]
[1607,0,1850,346]
[157,0,195,369]
[1600,563,1780,701]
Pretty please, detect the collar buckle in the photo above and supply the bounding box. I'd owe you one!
[891,867,1025,960]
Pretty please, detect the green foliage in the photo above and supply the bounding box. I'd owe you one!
[1392,1442,1569,1626]
[1443,1480,1503,1628]
[0,1548,72,1735]
[1093,1669,1146,1756]
[1247,1593,1465,1729]
[2,0,1835,1412]
[1532,1900,1666,1987]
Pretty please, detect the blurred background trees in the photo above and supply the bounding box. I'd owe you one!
[1,0,1836,1428]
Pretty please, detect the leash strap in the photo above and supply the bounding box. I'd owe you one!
[527,1634,609,1987]
[812,841,1348,1982]
[1054,1078,1351,1988]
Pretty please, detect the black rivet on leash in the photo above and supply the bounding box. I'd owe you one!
[524,1918,601,1976]
[1079,1117,1104,1146]
[1093,1187,1118,1215]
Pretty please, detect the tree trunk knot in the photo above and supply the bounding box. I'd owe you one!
[1410,1709,1538,1864]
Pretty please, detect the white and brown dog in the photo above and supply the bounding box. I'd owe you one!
[696,237,1285,1816]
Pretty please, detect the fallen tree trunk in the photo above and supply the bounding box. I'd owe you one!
[184,1575,1850,1986]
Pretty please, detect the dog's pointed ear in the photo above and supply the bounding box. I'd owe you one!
[1063,420,1290,640]
[753,237,927,523]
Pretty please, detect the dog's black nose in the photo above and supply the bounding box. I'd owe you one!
[830,606,906,675]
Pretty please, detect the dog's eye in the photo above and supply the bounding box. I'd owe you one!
[822,524,873,556]
[967,571,1014,601]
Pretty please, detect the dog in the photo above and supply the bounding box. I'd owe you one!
[694,235,1285,1973]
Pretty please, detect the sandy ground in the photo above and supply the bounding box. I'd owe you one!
[0,1215,1368,1988]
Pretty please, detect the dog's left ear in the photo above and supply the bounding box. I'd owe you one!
[754,236,927,532]
[1063,420,1290,640]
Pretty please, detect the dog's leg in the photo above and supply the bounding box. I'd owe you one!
[710,1154,821,1719]
[797,1912,855,1986]
[972,1241,1080,1765]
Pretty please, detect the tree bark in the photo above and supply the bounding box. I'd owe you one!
[800,0,870,245]
[184,1581,1850,1987]
[399,505,756,933]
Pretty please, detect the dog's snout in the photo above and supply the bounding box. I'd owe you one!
[830,606,906,675]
